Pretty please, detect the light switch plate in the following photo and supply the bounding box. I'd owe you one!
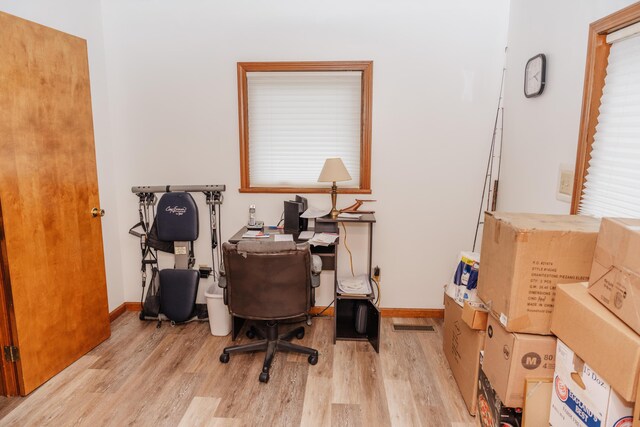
[556,164,574,202]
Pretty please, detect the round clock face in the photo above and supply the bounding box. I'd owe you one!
[524,54,546,98]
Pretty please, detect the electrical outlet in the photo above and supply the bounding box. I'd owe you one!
[556,165,574,202]
[559,171,572,195]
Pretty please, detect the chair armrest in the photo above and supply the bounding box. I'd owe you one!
[311,255,322,274]
[311,255,322,288]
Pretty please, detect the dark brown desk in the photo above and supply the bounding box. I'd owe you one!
[227,214,380,352]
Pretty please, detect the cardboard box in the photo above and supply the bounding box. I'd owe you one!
[478,212,600,334]
[443,294,485,415]
[522,378,552,427]
[477,367,523,427]
[551,282,640,402]
[483,315,556,408]
[589,217,640,335]
[462,300,488,330]
[549,339,633,427]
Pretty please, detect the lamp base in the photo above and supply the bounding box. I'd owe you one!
[330,182,339,218]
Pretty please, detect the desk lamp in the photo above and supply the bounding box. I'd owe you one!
[318,157,352,219]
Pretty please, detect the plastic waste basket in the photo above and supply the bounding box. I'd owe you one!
[205,283,231,336]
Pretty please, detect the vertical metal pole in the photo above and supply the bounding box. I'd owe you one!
[333,231,338,344]
[368,222,373,277]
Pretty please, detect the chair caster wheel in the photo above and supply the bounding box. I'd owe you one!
[246,328,256,339]
[308,354,318,365]
[259,372,269,383]
[296,329,305,340]
[219,353,230,363]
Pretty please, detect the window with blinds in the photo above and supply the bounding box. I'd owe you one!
[247,71,361,188]
[237,62,372,193]
[578,25,640,217]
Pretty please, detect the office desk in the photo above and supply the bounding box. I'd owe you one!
[226,225,336,340]
[227,215,380,352]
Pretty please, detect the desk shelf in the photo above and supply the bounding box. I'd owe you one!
[310,245,336,271]
[316,214,380,353]
[335,298,380,350]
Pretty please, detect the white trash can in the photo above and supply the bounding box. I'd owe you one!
[205,283,231,336]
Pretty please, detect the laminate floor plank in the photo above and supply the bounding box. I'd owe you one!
[0,355,102,426]
[331,403,363,427]
[299,319,334,427]
[352,341,392,426]
[383,378,422,426]
[0,313,476,427]
[299,375,332,427]
[381,318,450,426]
[332,341,362,405]
[417,318,473,425]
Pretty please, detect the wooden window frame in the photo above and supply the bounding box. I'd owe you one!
[237,61,373,194]
[571,2,640,213]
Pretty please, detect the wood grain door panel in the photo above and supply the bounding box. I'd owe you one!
[0,12,110,395]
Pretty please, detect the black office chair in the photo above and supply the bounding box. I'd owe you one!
[218,240,320,383]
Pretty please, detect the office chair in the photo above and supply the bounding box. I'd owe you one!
[218,240,321,383]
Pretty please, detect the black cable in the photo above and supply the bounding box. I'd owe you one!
[372,277,381,306]
[276,210,284,227]
[340,222,355,276]
[313,299,335,317]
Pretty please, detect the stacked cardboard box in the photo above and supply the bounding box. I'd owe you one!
[547,217,640,426]
[549,338,633,426]
[549,282,638,426]
[443,213,640,424]
[474,212,601,425]
[477,212,600,335]
[588,217,640,335]
[551,283,640,402]
[442,294,486,415]
[482,315,556,408]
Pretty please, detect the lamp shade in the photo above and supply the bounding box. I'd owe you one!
[318,157,352,183]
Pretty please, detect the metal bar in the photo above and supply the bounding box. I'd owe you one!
[368,222,373,277]
[131,184,226,194]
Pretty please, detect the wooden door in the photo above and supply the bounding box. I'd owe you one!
[0,12,110,395]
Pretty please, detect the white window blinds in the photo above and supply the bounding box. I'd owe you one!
[579,32,640,217]
[246,71,362,188]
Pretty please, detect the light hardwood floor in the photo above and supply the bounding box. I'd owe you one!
[0,313,475,426]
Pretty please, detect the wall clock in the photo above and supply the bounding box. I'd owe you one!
[524,53,546,98]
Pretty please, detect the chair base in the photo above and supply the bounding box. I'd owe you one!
[219,321,318,383]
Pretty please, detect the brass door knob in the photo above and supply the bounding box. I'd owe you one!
[91,207,105,217]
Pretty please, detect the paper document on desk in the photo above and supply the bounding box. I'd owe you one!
[242,230,269,239]
[298,231,315,240]
[274,234,293,242]
[308,232,338,246]
[338,275,372,295]
[337,212,362,219]
[301,206,331,219]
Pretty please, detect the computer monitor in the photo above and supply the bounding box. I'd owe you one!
[283,195,309,232]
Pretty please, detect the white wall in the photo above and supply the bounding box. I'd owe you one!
[4,0,637,311]
[0,1,124,310]
[499,0,637,213]
[101,0,510,309]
